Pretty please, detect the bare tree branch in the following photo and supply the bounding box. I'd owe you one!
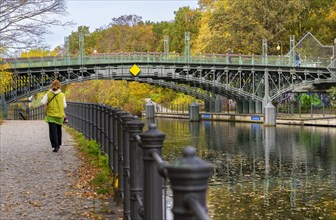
[0,0,73,53]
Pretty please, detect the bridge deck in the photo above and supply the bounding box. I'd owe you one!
[0,120,121,219]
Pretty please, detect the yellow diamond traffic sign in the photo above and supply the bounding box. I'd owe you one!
[130,64,141,76]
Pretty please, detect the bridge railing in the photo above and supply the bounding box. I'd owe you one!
[62,102,213,220]
[4,52,334,69]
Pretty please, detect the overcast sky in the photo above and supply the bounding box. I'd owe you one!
[45,0,198,49]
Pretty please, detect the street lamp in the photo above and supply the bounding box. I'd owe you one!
[276,40,283,56]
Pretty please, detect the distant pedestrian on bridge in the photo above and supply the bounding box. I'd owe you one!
[228,49,232,63]
[295,52,301,67]
[41,80,67,152]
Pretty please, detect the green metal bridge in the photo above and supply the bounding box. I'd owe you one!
[2,51,336,114]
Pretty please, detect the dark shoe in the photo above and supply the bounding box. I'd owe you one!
[53,147,59,152]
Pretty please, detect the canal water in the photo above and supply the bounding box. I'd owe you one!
[149,118,336,219]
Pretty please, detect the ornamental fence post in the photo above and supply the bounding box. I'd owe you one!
[116,110,127,201]
[121,113,134,219]
[112,108,119,175]
[126,117,144,220]
[139,123,165,220]
[166,147,213,220]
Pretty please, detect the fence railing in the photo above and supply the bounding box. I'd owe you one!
[61,102,213,220]
[276,103,336,118]
[5,52,335,69]
[13,105,45,120]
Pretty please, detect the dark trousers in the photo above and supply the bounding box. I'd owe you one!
[48,122,62,148]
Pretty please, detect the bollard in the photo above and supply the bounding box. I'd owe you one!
[126,116,145,220]
[189,102,200,122]
[121,113,135,220]
[166,147,213,220]
[145,101,155,119]
[139,123,165,220]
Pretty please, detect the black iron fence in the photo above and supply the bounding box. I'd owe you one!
[13,105,45,120]
[61,102,213,220]
[277,102,336,118]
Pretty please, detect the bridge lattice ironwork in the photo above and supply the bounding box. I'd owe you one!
[1,52,335,114]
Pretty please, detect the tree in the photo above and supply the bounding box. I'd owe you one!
[327,86,336,106]
[194,0,336,55]
[109,14,143,27]
[0,0,71,52]
[95,16,156,53]
[68,26,90,55]
[168,7,201,53]
[0,63,11,94]
[299,93,321,111]
[20,48,59,58]
[151,21,173,52]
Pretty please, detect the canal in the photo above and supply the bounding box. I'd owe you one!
[150,118,336,219]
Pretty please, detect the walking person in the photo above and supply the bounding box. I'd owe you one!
[228,48,232,63]
[41,80,67,152]
[295,52,301,67]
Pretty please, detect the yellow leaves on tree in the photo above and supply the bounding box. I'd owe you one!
[20,48,59,58]
[65,80,102,103]
[65,80,153,115]
[0,63,12,94]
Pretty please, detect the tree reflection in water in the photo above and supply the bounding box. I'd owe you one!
[152,118,336,219]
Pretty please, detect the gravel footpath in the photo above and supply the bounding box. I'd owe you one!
[0,120,121,220]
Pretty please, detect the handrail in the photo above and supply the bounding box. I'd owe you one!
[3,52,334,69]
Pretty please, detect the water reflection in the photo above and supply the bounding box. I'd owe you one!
[152,118,336,219]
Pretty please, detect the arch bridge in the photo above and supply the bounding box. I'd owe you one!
[1,52,335,114]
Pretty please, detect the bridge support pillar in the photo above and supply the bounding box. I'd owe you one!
[211,100,216,112]
[243,101,249,114]
[262,69,271,114]
[249,100,255,113]
[215,95,223,112]
[255,101,262,114]
[204,100,211,112]
[237,101,243,113]
[264,102,276,126]
[0,95,8,119]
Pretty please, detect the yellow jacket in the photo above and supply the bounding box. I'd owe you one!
[46,91,65,118]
